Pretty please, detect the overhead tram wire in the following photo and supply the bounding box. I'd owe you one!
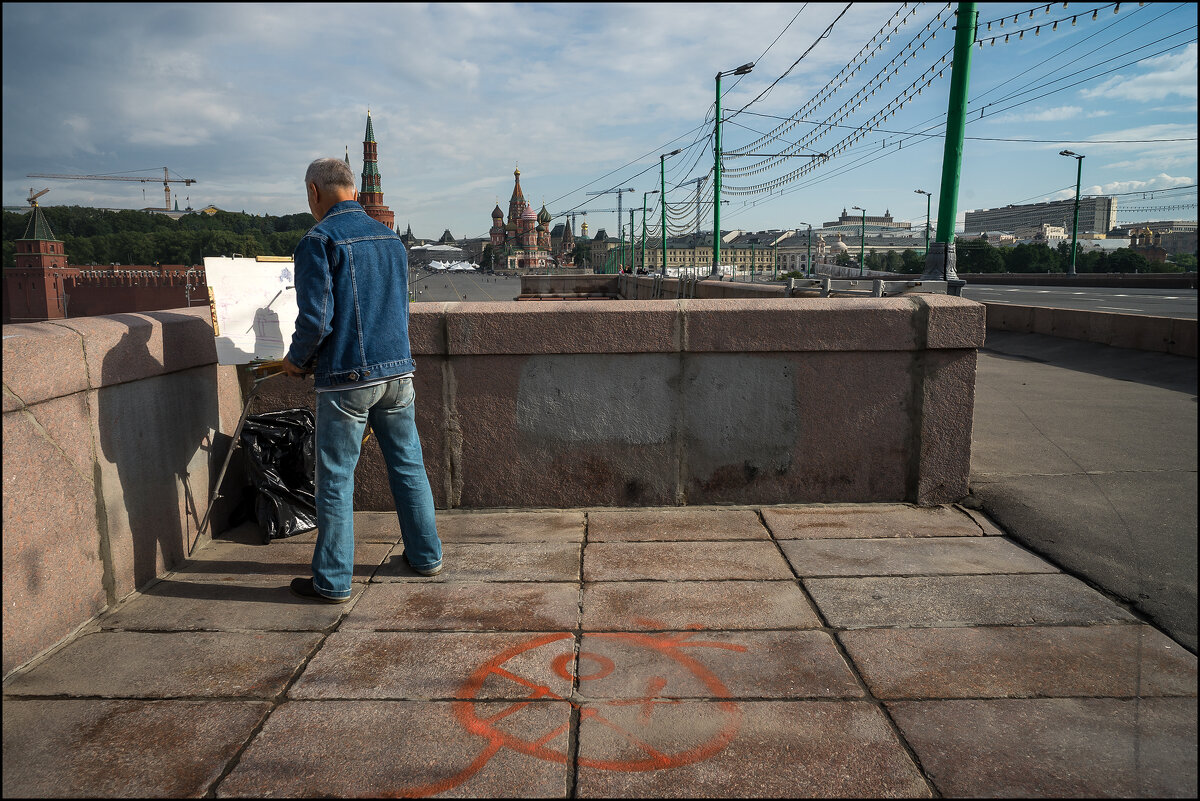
[727,2,933,155]
[726,2,1190,201]
[723,23,1198,206]
[726,1,857,123]
[724,10,956,177]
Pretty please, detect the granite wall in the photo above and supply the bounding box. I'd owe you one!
[3,308,244,678]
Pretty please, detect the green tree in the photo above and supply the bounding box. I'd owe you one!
[1166,253,1196,272]
[834,250,853,267]
[899,249,924,274]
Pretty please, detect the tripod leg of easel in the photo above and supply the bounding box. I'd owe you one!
[190,382,261,556]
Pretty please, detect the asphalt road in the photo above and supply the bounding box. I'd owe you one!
[962,284,1198,319]
[410,271,1199,319]
[409,270,521,303]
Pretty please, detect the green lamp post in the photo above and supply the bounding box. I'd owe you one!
[1060,150,1085,276]
[852,206,866,275]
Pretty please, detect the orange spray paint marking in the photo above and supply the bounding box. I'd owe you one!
[387,629,748,797]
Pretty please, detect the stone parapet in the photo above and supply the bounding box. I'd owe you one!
[2,308,244,679]
[252,296,985,515]
[983,303,1197,358]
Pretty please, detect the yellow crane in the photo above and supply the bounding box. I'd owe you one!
[26,167,196,211]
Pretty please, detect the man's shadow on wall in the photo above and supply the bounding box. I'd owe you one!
[97,314,222,594]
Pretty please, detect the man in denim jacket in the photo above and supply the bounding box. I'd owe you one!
[282,157,442,602]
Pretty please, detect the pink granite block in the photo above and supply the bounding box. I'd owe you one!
[451,354,675,508]
[916,349,976,504]
[923,294,986,349]
[1,321,89,408]
[447,300,680,355]
[218,700,571,798]
[888,698,1197,798]
[683,297,919,353]
[690,351,909,504]
[408,302,449,355]
[576,701,930,798]
[3,699,271,798]
[3,409,106,678]
[1169,317,1197,357]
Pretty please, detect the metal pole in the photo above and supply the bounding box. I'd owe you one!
[641,194,648,274]
[629,209,635,272]
[860,209,866,276]
[925,192,931,255]
[713,71,722,276]
[661,156,668,276]
[923,1,977,292]
[806,224,812,276]
[1069,155,1082,276]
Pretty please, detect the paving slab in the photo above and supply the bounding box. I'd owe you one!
[583,581,820,631]
[374,542,580,582]
[584,541,795,582]
[216,700,572,798]
[805,574,1138,629]
[575,700,930,798]
[587,509,769,541]
[762,504,982,539]
[291,631,576,700]
[342,582,580,631]
[780,536,1057,577]
[98,578,363,632]
[3,631,321,699]
[435,510,586,542]
[575,631,862,700]
[174,540,391,582]
[956,504,1007,536]
[888,697,1198,798]
[2,699,270,798]
[840,624,1198,700]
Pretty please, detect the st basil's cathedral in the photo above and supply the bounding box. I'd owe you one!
[489,167,576,272]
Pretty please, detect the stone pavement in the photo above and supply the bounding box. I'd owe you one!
[3,505,1197,798]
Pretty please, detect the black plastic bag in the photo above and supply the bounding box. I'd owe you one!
[239,408,317,542]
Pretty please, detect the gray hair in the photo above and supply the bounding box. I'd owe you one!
[305,158,356,192]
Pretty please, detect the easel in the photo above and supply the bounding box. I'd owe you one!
[190,284,372,555]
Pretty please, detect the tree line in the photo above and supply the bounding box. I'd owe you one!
[847,239,1192,274]
[3,205,314,269]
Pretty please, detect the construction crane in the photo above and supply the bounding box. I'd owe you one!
[584,187,635,239]
[26,167,196,211]
[27,187,49,207]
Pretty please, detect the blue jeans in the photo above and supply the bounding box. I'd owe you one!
[311,377,441,599]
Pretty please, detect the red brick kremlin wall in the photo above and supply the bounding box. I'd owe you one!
[3,265,208,323]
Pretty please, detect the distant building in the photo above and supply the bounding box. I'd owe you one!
[964,197,1117,238]
[357,110,395,230]
[488,167,553,272]
[2,200,206,323]
[821,208,912,233]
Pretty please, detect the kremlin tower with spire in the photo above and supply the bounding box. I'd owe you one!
[357,110,394,229]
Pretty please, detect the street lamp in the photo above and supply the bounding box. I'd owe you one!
[641,189,659,275]
[796,222,813,276]
[661,148,682,276]
[914,189,932,256]
[1060,150,1085,276]
[851,206,866,276]
[713,62,754,277]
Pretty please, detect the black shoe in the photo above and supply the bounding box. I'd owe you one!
[404,553,444,576]
[289,577,349,604]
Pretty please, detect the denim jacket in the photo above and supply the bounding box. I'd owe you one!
[286,200,414,389]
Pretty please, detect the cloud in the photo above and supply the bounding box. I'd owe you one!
[1080,42,1198,102]
[1045,173,1194,201]
[994,105,1082,123]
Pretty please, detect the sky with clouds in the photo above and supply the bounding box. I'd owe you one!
[3,2,1196,241]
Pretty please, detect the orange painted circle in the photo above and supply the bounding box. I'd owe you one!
[552,651,614,681]
[454,631,741,773]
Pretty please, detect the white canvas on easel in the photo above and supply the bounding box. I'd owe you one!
[204,256,300,365]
